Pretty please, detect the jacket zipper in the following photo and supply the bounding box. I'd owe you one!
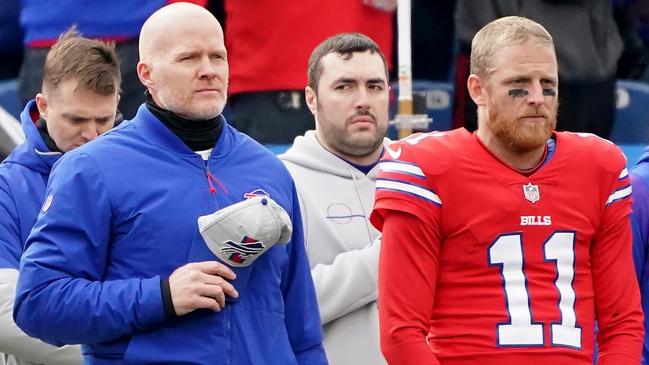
[205,165,229,195]
[205,168,217,193]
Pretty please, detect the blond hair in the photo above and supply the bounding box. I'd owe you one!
[42,26,121,96]
[470,16,554,76]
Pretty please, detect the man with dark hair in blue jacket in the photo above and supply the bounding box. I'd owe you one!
[0,27,120,365]
[13,3,327,364]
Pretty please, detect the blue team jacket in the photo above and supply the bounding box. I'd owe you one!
[631,147,649,365]
[14,105,327,365]
[0,100,60,269]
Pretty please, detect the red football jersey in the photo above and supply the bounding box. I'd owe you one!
[371,129,643,365]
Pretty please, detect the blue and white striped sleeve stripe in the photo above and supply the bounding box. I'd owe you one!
[606,168,631,206]
[618,168,628,180]
[606,185,632,205]
[379,161,425,178]
[377,160,441,205]
[376,178,442,206]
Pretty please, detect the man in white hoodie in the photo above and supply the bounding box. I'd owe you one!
[280,33,390,365]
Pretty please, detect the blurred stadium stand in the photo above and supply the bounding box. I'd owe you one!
[0,103,24,160]
[388,80,454,138]
[613,79,649,145]
[0,79,21,120]
[0,79,24,159]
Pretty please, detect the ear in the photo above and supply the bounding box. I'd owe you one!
[467,74,487,106]
[136,61,154,88]
[305,86,318,116]
[34,92,49,120]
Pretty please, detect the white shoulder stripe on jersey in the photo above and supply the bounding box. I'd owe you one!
[379,161,425,177]
[376,178,441,206]
[606,185,632,205]
[619,168,628,179]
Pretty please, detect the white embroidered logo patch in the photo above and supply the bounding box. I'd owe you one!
[386,146,402,159]
[42,194,54,213]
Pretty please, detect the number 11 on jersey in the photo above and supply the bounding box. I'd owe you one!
[488,232,582,348]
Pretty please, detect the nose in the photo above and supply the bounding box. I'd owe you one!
[80,122,100,141]
[198,56,217,79]
[355,86,371,111]
[526,82,546,107]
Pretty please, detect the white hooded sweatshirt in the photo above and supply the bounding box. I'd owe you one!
[280,131,388,365]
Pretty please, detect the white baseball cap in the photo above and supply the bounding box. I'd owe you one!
[197,196,292,267]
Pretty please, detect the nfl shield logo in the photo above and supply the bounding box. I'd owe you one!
[523,183,540,203]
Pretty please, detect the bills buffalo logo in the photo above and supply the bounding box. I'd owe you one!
[243,189,269,200]
[220,236,265,264]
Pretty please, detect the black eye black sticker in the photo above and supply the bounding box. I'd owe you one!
[542,88,556,96]
[508,89,528,98]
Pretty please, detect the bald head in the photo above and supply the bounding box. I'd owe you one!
[136,3,229,120]
[139,3,223,63]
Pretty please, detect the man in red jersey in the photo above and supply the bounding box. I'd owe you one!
[371,16,643,365]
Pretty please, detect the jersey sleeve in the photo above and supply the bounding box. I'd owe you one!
[594,162,644,364]
[372,135,447,364]
[371,137,443,231]
[378,210,441,365]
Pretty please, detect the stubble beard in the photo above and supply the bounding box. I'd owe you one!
[318,105,385,157]
[488,105,557,153]
[156,81,223,120]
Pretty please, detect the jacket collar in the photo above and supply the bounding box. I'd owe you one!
[5,100,61,174]
[133,104,234,160]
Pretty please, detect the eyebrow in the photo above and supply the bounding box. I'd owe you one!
[505,76,531,83]
[175,51,198,59]
[367,78,387,84]
[505,76,558,84]
[176,49,226,58]
[62,112,113,120]
[335,77,386,84]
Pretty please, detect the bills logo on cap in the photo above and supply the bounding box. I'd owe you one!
[220,236,266,264]
[42,194,54,213]
[243,189,269,200]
